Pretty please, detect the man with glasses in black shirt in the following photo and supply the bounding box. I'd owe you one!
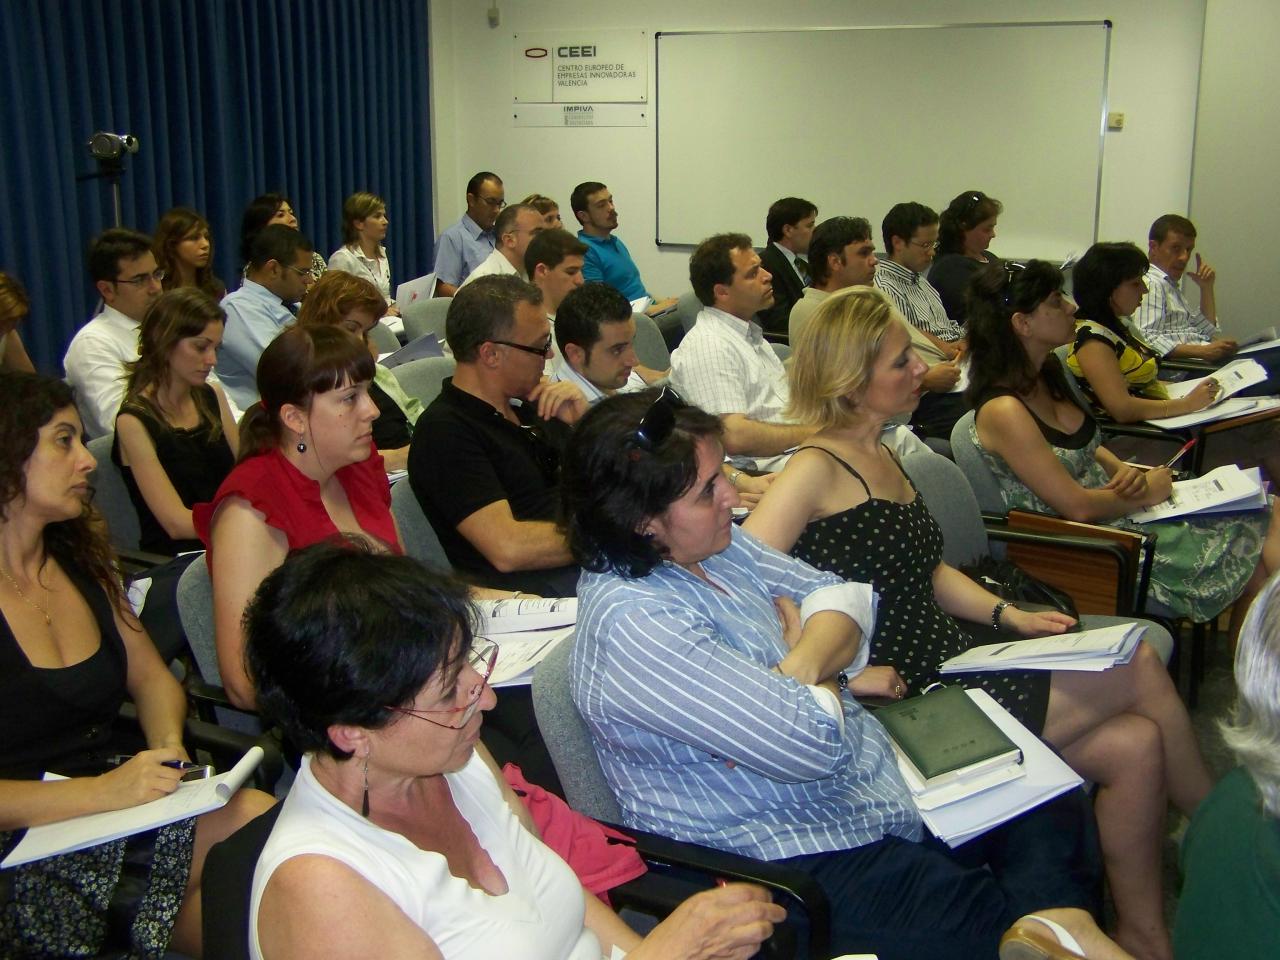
[408,274,587,597]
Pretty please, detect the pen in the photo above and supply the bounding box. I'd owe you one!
[1162,438,1197,469]
[109,754,204,770]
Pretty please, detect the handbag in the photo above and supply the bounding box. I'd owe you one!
[959,557,1079,620]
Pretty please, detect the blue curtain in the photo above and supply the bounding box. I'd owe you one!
[0,0,433,373]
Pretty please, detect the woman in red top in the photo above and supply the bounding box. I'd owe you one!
[195,325,402,708]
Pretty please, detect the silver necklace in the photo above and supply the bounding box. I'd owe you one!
[1,565,50,626]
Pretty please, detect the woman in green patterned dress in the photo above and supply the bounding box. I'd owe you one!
[966,259,1280,636]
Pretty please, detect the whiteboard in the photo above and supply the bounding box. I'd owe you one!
[655,23,1111,259]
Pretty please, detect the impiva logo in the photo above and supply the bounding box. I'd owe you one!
[524,47,548,58]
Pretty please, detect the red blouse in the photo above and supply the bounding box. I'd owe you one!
[193,447,401,556]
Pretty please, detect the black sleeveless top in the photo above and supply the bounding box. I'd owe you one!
[789,444,1051,732]
[113,384,235,555]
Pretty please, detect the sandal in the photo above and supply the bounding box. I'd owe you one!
[999,914,1086,959]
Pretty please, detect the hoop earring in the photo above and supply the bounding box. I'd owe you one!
[361,754,371,818]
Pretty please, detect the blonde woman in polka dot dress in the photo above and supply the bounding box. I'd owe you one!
[745,285,1209,960]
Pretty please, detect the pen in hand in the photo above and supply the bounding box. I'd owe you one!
[1162,438,1197,469]
[109,754,203,771]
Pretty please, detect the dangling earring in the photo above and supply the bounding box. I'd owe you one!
[296,438,307,454]
[361,753,371,818]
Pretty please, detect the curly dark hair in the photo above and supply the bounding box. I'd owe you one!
[244,539,474,760]
[1070,241,1150,339]
[559,390,724,578]
[965,260,1073,408]
[937,190,1003,257]
[0,373,130,616]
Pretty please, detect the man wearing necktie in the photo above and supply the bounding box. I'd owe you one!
[756,197,816,337]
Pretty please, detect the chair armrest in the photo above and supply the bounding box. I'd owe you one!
[985,512,1155,616]
[118,548,180,577]
[605,824,829,960]
[187,676,240,722]
[1160,357,1216,373]
[762,331,790,345]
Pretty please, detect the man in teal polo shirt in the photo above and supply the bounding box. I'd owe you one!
[571,181,677,317]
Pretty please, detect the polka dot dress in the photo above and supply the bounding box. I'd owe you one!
[791,452,1050,733]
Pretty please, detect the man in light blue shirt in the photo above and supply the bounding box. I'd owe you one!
[433,171,503,296]
[218,225,315,410]
[571,180,676,317]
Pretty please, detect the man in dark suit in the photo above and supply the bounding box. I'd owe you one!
[755,197,816,337]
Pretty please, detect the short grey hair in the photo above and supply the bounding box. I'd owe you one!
[1220,571,1280,818]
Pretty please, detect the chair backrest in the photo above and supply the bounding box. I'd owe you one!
[674,290,703,333]
[949,410,1007,514]
[201,803,283,960]
[389,479,450,573]
[900,447,991,567]
[1054,344,1097,412]
[529,633,624,823]
[177,555,261,733]
[390,356,456,407]
[87,433,142,550]
[400,296,452,342]
[367,321,399,354]
[771,341,792,362]
[630,312,670,370]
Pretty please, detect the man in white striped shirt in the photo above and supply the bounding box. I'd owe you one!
[1132,214,1235,363]
[669,233,819,467]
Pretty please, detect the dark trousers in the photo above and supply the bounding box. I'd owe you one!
[782,787,1101,960]
[910,391,969,442]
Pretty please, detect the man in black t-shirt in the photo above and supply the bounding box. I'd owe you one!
[408,275,587,597]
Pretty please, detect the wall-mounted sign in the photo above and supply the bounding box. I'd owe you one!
[513,103,648,128]
[513,30,647,103]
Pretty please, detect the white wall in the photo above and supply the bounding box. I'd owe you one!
[1191,0,1280,335]
[430,0,1206,297]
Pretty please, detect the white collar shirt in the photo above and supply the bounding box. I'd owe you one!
[62,304,140,438]
[327,244,392,301]
[550,353,647,404]
[1132,264,1217,355]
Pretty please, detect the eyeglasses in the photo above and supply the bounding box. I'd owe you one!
[283,263,315,282]
[115,268,166,287]
[478,196,508,210]
[490,333,554,358]
[385,637,499,730]
[908,238,939,251]
[631,385,688,451]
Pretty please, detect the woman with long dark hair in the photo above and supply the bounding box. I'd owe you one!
[0,373,272,956]
[153,206,226,300]
[928,190,1002,324]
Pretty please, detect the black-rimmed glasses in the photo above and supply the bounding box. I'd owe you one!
[631,385,688,451]
[490,333,554,358]
[384,638,499,730]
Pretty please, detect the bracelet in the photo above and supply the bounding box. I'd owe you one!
[728,469,742,488]
[837,670,849,693]
[991,600,1015,630]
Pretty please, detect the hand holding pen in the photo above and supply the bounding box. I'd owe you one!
[97,749,208,811]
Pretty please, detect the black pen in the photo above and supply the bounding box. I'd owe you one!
[109,754,204,770]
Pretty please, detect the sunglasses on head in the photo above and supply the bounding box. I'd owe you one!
[630,386,688,452]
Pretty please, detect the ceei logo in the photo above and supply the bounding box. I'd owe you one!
[524,47,548,59]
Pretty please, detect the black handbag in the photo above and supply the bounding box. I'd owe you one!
[959,557,1080,620]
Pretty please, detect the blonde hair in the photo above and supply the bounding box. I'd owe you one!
[787,285,898,428]
[341,192,387,245]
[521,193,560,216]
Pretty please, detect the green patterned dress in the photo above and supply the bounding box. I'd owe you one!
[971,398,1266,621]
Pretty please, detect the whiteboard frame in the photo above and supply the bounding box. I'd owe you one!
[653,20,1113,251]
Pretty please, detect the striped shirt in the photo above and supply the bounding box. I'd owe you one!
[875,259,963,341]
[670,307,789,423]
[1132,264,1217,356]
[571,527,921,861]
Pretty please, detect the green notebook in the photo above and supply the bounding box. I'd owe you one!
[874,685,1022,788]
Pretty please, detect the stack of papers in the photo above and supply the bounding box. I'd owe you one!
[475,598,577,688]
[903,689,1083,847]
[1162,358,1267,406]
[938,622,1146,674]
[380,333,445,368]
[1147,395,1280,430]
[1128,464,1266,522]
[3,747,264,868]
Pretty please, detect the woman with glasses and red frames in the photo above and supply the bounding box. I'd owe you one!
[0,373,274,957]
[243,542,782,960]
